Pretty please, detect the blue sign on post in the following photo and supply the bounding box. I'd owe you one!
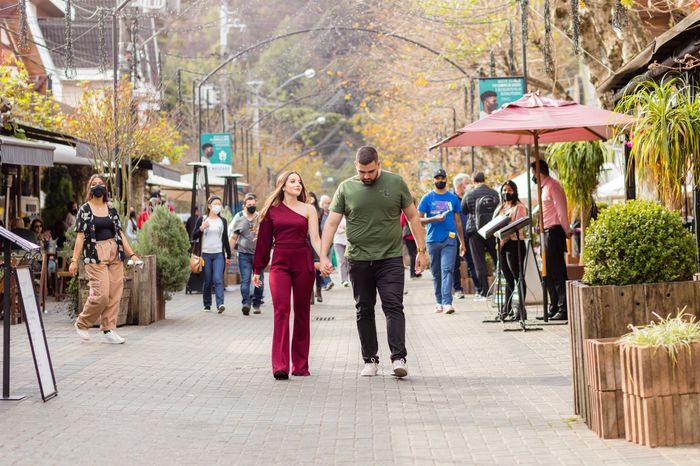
[478,77,525,119]
[200,133,232,170]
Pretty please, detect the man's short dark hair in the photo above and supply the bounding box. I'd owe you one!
[530,160,550,177]
[480,91,497,102]
[473,171,486,183]
[355,146,379,165]
[202,143,213,151]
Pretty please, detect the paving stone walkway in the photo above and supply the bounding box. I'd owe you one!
[1,273,699,465]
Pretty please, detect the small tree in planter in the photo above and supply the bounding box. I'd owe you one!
[569,200,699,424]
[135,206,190,317]
[619,312,700,447]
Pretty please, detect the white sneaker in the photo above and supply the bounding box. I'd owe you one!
[75,323,90,341]
[217,304,226,314]
[392,359,408,378]
[360,362,379,376]
[444,304,455,314]
[455,291,465,299]
[434,304,443,313]
[102,330,125,344]
[342,281,350,287]
[474,295,489,302]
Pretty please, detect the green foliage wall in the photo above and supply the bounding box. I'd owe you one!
[41,167,74,230]
[583,200,696,286]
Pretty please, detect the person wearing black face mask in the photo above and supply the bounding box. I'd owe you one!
[493,180,528,320]
[69,174,139,345]
[417,169,466,315]
[230,193,264,315]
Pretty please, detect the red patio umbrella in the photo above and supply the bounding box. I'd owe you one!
[435,92,629,316]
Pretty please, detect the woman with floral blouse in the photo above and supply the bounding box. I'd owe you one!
[68,174,140,344]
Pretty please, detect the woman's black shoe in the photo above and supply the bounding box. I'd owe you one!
[273,371,289,380]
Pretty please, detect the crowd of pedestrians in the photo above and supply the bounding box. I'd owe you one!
[64,144,572,381]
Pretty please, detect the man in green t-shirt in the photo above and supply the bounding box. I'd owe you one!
[320,146,426,378]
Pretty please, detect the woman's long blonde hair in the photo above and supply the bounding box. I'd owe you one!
[258,171,307,221]
[86,174,109,204]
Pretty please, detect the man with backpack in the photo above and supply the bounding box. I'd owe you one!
[461,172,499,301]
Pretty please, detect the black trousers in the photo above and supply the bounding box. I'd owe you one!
[500,240,526,312]
[404,238,418,278]
[348,257,407,363]
[544,226,568,314]
[468,232,497,297]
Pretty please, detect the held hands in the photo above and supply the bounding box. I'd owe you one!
[320,256,334,276]
[252,274,262,288]
[226,258,232,266]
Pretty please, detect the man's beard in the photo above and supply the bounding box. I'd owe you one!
[362,178,377,185]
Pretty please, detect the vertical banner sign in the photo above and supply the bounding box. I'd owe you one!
[16,267,57,401]
[200,133,232,171]
[478,77,525,119]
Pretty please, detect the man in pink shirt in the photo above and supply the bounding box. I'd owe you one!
[532,160,572,321]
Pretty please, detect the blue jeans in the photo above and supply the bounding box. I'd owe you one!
[238,252,264,307]
[428,237,458,305]
[202,252,225,308]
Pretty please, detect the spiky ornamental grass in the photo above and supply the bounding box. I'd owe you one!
[620,309,700,365]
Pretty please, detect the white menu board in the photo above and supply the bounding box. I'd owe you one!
[16,267,57,401]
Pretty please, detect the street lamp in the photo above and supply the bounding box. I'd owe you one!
[283,116,326,146]
[266,68,316,100]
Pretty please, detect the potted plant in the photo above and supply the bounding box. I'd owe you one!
[135,206,190,319]
[619,311,700,447]
[568,200,699,425]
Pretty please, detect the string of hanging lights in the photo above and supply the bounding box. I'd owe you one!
[64,0,76,78]
[544,0,553,74]
[18,0,28,50]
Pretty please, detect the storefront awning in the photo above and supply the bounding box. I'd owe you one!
[0,135,54,167]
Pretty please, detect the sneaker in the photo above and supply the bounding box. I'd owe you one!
[102,330,125,344]
[360,362,379,377]
[203,306,211,312]
[434,304,443,313]
[454,291,465,299]
[242,305,250,316]
[341,281,350,288]
[392,359,408,378]
[253,305,261,314]
[474,295,489,302]
[323,282,334,291]
[75,323,90,341]
[217,304,225,314]
[444,304,455,314]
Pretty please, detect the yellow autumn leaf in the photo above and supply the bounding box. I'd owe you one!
[415,77,428,87]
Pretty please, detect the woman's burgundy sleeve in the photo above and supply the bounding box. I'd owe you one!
[253,215,273,274]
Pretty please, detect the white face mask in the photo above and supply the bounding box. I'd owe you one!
[211,205,222,214]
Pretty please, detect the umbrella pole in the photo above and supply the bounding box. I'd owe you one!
[533,137,549,323]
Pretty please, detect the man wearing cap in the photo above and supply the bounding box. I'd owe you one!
[418,169,466,314]
[230,193,264,315]
[461,172,499,301]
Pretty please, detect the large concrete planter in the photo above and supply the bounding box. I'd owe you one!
[566,280,700,426]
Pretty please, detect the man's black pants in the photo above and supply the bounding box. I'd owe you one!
[544,225,568,315]
[348,257,407,363]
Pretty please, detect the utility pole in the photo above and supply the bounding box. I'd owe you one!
[247,80,264,155]
[219,0,229,131]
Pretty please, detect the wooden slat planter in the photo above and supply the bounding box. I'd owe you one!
[127,255,158,326]
[620,342,700,447]
[567,280,700,425]
[584,338,624,438]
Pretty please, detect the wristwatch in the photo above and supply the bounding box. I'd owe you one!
[417,247,427,254]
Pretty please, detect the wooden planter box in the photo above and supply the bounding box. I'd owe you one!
[620,342,700,447]
[584,338,624,439]
[567,280,700,425]
[127,255,159,326]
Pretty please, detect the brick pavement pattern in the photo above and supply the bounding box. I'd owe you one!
[1,274,699,465]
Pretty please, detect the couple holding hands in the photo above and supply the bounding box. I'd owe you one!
[252,146,427,380]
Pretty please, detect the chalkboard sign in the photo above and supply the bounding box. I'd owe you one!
[15,267,57,401]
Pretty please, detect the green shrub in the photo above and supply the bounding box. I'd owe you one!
[136,206,190,295]
[583,200,696,286]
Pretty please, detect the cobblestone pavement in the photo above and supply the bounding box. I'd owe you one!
[1,273,699,466]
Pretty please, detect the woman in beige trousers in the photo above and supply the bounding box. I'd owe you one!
[68,174,140,344]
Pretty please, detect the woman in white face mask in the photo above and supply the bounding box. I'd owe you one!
[192,195,232,313]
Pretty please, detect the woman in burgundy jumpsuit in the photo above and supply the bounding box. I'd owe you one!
[253,171,322,380]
